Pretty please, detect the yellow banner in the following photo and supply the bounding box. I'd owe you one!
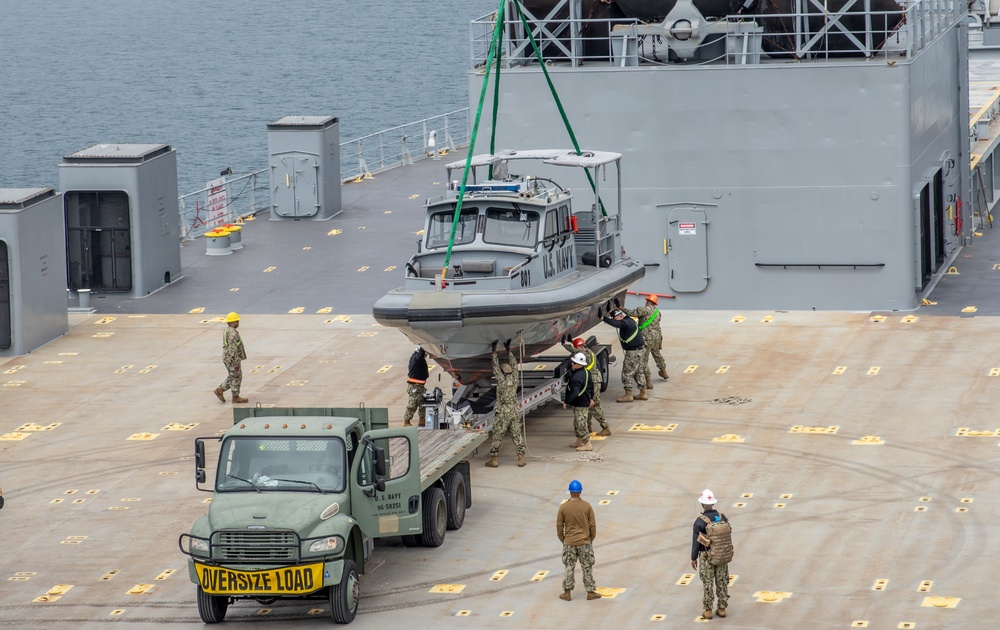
[195,562,323,595]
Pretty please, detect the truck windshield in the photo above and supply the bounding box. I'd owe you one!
[216,436,346,494]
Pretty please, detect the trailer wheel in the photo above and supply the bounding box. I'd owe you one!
[196,586,228,623]
[598,349,610,392]
[329,558,360,624]
[420,486,447,547]
[443,470,467,530]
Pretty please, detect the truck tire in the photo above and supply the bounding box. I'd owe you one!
[443,470,466,530]
[420,486,447,547]
[196,586,228,623]
[329,558,360,624]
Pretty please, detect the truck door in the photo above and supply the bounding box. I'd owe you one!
[349,428,422,538]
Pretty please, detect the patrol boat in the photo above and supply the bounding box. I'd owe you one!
[372,148,645,384]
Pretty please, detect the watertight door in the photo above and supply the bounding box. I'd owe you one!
[349,428,422,539]
[272,153,319,218]
[666,206,709,292]
[64,191,133,292]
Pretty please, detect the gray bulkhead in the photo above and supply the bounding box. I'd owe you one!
[469,21,968,311]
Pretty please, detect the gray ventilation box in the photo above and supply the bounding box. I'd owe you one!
[267,116,342,221]
[0,188,69,356]
[58,144,182,298]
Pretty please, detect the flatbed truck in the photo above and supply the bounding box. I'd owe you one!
[178,406,486,624]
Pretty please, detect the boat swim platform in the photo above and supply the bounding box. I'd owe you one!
[4,238,1000,626]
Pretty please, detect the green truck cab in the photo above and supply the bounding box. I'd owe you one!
[178,407,485,624]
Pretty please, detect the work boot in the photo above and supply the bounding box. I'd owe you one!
[598,427,611,437]
[485,456,498,468]
[232,395,248,404]
[702,609,713,620]
[635,388,648,401]
[576,441,593,452]
[716,608,727,618]
[403,420,412,427]
[644,377,654,390]
[418,420,426,427]
[517,453,526,467]
[659,368,670,380]
[570,438,584,448]
[559,590,572,601]
[213,387,225,403]
[616,391,634,403]
[587,591,602,600]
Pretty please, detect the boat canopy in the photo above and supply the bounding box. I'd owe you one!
[445,149,622,172]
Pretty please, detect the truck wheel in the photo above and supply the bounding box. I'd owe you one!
[443,470,466,530]
[196,586,228,623]
[420,486,447,547]
[329,558,360,624]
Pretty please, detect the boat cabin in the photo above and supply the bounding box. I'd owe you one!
[404,150,625,291]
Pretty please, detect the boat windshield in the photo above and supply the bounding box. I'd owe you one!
[215,436,346,494]
[483,207,538,248]
[426,209,478,249]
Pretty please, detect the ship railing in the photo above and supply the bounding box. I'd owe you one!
[178,109,471,239]
[178,170,270,240]
[471,0,961,67]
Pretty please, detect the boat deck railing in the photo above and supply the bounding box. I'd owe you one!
[178,109,472,239]
[471,0,962,68]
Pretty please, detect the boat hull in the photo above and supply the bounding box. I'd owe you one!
[373,259,645,384]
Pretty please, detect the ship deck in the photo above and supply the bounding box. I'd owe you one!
[5,143,1000,629]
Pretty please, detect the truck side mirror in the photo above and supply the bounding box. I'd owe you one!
[375,478,386,492]
[195,440,205,469]
[374,446,387,477]
[196,469,206,484]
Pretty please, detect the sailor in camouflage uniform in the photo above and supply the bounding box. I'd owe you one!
[557,479,601,601]
[403,346,429,427]
[624,294,669,388]
[214,312,248,404]
[691,489,731,620]
[562,336,610,436]
[602,307,646,402]
[485,340,526,467]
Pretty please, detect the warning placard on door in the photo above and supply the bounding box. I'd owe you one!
[678,222,696,235]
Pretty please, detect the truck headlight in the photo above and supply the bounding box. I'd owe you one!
[308,535,344,553]
[189,537,209,554]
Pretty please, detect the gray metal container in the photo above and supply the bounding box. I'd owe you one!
[58,144,182,298]
[267,116,342,221]
[0,188,69,356]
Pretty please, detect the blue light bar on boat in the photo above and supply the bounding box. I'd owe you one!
[462,183,522,193]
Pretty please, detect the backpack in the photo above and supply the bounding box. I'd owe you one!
[698,514,734,566]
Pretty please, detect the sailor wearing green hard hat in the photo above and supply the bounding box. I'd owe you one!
[214,312,248,404]
[556,479,601,602]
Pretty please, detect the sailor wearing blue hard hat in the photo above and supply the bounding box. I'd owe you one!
[556,479,601,602]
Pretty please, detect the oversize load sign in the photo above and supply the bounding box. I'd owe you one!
[195,562,323,595]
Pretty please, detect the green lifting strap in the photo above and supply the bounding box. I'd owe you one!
[443,0,607,280]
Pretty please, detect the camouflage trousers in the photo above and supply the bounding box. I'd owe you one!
[642,333,667,382]
[698,552,730,610]
[490,411,525,456]
[573,406,591,442]
[403,383,426,424]
[588,383,607,431]
[219,363,242,396]
[621,349,647,391]
[562,543,596,592]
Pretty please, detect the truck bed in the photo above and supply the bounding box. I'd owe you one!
[396,429,487,491]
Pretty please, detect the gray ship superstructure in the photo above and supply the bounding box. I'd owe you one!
[469,0,972,311]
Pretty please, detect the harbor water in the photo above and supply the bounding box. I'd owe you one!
[0,0,494,194]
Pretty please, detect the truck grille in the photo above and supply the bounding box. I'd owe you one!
[215,531,298,561]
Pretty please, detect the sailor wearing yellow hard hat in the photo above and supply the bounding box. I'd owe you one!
[214,312,248,404]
